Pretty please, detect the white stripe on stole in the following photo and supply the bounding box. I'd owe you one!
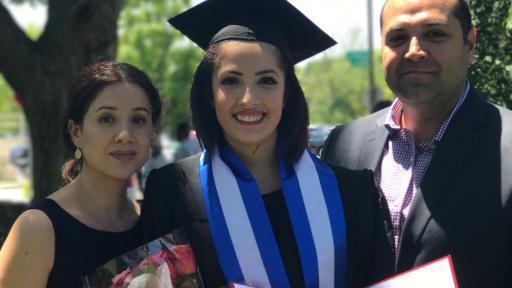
[211,152,271,288]
[294,152,335,288]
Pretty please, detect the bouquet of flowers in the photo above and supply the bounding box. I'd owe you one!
[81,233,202,288]
[110,244,200,288]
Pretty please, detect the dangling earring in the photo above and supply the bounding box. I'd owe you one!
[74,148,82,160]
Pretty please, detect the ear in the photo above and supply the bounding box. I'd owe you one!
[467,26,477,64]
[67,119,82,148]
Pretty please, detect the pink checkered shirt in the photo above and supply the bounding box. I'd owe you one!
[376,82,470,250]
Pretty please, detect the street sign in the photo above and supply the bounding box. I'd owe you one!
[346,50,369,67]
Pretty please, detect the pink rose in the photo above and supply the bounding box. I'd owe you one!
[170,244,197,276]
[110,266,134,288]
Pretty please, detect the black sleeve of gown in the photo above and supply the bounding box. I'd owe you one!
[140,163,190,242]
[331,165,395,288]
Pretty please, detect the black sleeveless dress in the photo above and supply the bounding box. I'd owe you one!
[29,198,143,288]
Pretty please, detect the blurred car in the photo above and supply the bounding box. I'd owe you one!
[308,124,335,155]
[9,144,30,177]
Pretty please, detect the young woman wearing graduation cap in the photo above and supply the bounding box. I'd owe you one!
[141,0,392,287]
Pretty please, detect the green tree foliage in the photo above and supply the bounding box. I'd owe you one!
[468,0,512,108]
[299,52,392,125]
[299,57,367,124]
[117,0,202,134]
[0,75,18,113]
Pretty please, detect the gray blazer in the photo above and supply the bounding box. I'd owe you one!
[321,88,512,288]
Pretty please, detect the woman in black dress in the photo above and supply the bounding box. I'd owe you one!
[0,61,162,287]
[142,0,392,287]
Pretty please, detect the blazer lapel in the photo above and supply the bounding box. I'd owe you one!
[179,154,209,220]
[358,113,389,170]
[396,89,487,270]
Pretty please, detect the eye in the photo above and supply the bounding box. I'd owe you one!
[259,76,278,85]
[387,34,407,46]
[132,115,148,126]
[220,76,239,86]
[425,30,448,41]
[98,114,115,124]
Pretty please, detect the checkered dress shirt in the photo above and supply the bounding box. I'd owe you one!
[376,81,470,250]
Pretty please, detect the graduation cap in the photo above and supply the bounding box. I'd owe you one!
[168,0,336,64]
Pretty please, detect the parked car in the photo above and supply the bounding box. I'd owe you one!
[9,144,30,178]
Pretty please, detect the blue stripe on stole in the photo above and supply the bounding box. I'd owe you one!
[279,159,319,288]
[308,151,347,288]
[199,153,244,282]
[222,147,291,287]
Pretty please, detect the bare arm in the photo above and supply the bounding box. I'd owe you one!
[0,210,55,288]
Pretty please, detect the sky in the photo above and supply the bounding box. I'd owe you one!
[5,0,387,59]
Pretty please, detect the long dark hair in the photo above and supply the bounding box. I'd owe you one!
[190,41,309,164]
[61,61,162,183]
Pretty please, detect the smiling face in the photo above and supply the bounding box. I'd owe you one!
[381,0,476,109]
[211,41,285,151]
[69,82,154,180]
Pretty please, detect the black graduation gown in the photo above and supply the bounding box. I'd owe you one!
[141,154,393,288]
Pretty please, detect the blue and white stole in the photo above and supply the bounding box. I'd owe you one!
[199,144,347,288]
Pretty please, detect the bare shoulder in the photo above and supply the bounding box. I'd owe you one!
[8,209,55,242]
[0,209,55,288]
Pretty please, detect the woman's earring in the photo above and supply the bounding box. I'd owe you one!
[74,148,82,160]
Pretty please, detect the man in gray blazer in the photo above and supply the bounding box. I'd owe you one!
[322,0,512,287]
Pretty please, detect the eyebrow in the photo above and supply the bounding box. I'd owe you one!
[423,21,450,27]
[255,69,279,76]
[96,106,150,113]
[221,69,279,76]
[388,22,450,32]
[96,106,117,112]
[224,70,243,76]
[133,107,150,114]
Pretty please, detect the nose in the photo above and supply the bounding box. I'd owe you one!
[114,125,134,143]
[240,85,258,106]
[404,37,427,62]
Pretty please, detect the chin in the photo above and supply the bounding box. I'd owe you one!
[107,166,141,181]
[226,130,276,148]
[397,85,437,100]
[106,172,134,181]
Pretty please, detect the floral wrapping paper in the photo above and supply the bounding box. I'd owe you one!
[81,232,203,288]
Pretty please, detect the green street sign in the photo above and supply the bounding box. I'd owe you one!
[346,50,369,67]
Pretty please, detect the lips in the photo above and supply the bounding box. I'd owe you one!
[401,69,434,75]
[110,151,136,161]
[399,63,436,76]
[233,111,265,125]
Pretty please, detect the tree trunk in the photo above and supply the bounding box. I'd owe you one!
[0,203,27,246]
[0,0,123,200]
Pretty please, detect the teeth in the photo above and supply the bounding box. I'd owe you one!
[235,113,263,123]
